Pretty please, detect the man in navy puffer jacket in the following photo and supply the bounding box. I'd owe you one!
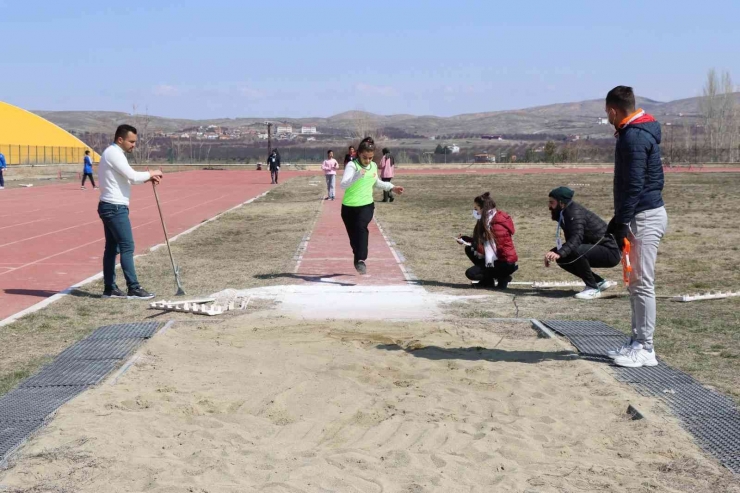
[604,86,668,368]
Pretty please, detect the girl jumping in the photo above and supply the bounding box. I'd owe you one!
[340,137,404,274]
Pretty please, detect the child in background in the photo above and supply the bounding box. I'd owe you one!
[322,149,339,200]
[81,150,98,190]
[379,148,395,202]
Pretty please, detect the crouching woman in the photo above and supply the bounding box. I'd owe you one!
[458,192,519,289]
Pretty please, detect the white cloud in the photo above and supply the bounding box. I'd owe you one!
[355,83,399,97]
[153,84,181,97]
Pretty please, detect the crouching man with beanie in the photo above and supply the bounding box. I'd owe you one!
[545,186,621,300]
[604,86,668,368]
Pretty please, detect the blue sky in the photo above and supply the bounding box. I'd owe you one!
[1,0,738,119]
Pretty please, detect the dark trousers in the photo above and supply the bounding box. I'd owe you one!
[556,243,621,288]
[381,177,394,202]
[271,169,279,184]
[0,169,4,187]
[341,203,375,263]
[464,246,518,284]
[81,173,95,187]
[98,202,140,291]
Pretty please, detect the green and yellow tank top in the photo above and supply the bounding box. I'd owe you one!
[342,160,378,207]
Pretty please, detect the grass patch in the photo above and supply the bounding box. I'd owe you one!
[377,172,740,402]
[0,176,322,398]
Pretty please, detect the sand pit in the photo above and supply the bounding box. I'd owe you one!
[1,315,738,492]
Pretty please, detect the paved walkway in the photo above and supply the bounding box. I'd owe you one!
[296,190,408,286]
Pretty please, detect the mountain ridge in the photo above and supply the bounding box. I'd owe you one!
[31,93,738,137]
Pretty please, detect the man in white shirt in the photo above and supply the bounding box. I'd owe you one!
[98,124,163,299]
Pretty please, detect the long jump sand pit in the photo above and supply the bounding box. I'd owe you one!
[2,315,737,492]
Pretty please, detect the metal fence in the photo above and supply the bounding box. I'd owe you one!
[0,145,92,165]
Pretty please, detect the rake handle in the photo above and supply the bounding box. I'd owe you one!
[151,182,178,278]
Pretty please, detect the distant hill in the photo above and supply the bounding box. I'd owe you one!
[33,93,739,139]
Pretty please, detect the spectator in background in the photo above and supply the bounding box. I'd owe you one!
[81,150,98,190]
[321,149,339,200]
[379,148,396,202]
[343,145,356,167]
[268,148,281,184]
[0,151,6,190]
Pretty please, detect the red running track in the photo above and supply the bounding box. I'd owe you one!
[296,191,407,286]
[0,170,306,322]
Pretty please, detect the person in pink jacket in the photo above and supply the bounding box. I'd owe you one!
[379,148,396,202]
[321,149,339,200]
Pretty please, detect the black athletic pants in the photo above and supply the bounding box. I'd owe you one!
[81,173,96,187]
[341,203,374,263]
[464,246,518,284]
[381,177,394,202]
[270,169,279,184]
[555,243,621,289]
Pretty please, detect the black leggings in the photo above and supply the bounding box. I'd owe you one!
[270,169,279,183]
[464,246,518,283]
[341,203,374,263]
[556,243,621,288]
[82,173,96,187]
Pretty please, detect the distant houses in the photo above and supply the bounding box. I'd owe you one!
[301,125,317,135]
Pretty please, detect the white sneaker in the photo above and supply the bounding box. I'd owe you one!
[575,288,602,300]
[597,280,617,291]
[607,339,633,359]
[613,343,658,368]
[0,186,5,190]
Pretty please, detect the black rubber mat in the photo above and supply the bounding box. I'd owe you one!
[0,387,84,423]
[542,320,626,336]
[88,322,162,340]
[0,421,42,466]
[566,335,629,358]
[543,319,740,474]
[56,338,144,361]
[0,321,164,465]
[20,360,119,388]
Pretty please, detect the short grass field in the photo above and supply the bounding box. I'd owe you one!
[375,172,740,403]
[1,171,738,410]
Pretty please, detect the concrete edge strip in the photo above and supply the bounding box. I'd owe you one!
[108,320,174,386]
[0,190,273,329]
[292,196,326,274]
[373,218,415,283]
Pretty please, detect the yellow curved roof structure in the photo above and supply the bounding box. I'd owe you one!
[0,101,100,164]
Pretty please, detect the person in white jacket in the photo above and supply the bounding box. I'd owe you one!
[97,124,163,299]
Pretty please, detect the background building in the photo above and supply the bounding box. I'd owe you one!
[0,101,99,164]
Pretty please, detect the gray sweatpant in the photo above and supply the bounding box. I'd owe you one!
[325,174,336,199]
[628,206,668,349]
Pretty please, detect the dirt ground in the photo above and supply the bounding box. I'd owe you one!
[375,173,740,403]
[0,176,323,397]
[2,315,738,493]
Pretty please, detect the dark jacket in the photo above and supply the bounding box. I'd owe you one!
[556,201,617,258]
[267,153,280,171]
[613,114,665,224]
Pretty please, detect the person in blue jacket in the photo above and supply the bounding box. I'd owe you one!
[81,150,98,190]
[0,152,6,189]
[604,86,668,368]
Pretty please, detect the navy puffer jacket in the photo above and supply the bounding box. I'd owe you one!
[613,114,665,224]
